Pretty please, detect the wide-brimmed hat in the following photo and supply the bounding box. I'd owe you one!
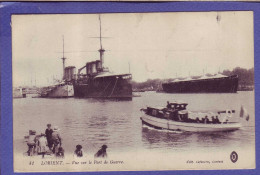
[47,124,51,127]
[53,126,60,131]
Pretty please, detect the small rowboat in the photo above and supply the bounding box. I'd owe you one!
[140,102,241,132]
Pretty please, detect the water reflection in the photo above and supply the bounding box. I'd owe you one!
[142,126,242,150]
[194,131,239,148]
[141,127,193,149]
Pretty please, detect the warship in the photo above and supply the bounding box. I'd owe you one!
[40,37,74,98]
[162,74,238,93]
[73,15,132,99]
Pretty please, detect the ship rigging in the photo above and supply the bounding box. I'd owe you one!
[73,15,132,99]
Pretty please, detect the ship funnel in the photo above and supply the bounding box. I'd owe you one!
[99,48,105,69]
[61,57,67,80]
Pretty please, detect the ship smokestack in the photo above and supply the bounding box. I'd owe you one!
[61,57,66,79]
[99,48,105,69]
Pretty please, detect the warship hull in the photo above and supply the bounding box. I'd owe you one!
[162,75,238,93]
[41,84,74,98]
[74,76,132,99]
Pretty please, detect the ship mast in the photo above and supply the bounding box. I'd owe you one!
[98,15,105,70]
[61,35,67,80]
[128,62,131,73]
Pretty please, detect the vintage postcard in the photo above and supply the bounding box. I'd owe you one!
[2,0,260,2]
[12,12,255,172]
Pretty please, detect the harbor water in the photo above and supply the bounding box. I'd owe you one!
[13,91,255,157]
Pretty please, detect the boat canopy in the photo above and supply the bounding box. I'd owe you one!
[148,106,166,111]
[169,101,187,105]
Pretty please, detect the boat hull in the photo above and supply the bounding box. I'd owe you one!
[74,76,132,99]
[41,84,74,98]
[162,75,238,93]
[140,115,241,132]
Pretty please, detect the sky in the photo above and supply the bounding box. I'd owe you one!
[12,12,254,87]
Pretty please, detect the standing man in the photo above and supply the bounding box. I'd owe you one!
[45,124,53,150]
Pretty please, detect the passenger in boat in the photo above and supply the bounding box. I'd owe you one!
[37,133,48,158]
[183,114,189,122]
[51,126,62,155]
[45,124,53,150]
[195,117,200,123]
[204,116,209,124]
[95,145,107,158]
[172,112,178,121]
[223,119,229,124]
[177,114,182,121]
[187,118,195,123]
[74,145,83,157]
[215,116,220,124]
[211,116,216,124]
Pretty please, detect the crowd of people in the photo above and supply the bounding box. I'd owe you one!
[195,115,221,124]
[26,124,108,158]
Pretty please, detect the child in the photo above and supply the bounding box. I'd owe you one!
[56,146,65,158]
[27,130,37,156]
[74,145,83,157]
[37,133,48,158]
[94,145,107,158]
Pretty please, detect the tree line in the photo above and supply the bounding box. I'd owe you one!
[132,67,254,90]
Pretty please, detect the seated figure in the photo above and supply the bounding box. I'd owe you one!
[211,116,216,124]
[204,116,209,124]
[74,145,83,157]
[215,116,220,124]
[95,145,107,158]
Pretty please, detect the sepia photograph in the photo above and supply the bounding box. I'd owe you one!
[12,11,255,172]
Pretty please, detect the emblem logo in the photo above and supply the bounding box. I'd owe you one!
[230,151,238,163]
